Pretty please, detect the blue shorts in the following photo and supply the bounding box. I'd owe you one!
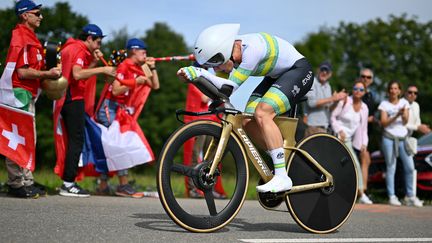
[97,99,119,127]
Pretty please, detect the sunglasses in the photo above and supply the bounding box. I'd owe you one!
[28,11,42,17]
[407,91,418,95]
[360,75,372,79]
[353,87,365,92]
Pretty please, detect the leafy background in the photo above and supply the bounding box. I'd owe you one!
[1,2,431,172]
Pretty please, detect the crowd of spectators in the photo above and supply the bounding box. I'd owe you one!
[303,61,427,207]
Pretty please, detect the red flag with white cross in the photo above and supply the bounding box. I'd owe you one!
[0,104,35,171]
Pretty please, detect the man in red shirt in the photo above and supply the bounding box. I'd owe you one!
[95,38,159,198]
[0,0,61,198]
[57,24,116,197]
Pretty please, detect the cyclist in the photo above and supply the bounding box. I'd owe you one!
[177,24,314,193]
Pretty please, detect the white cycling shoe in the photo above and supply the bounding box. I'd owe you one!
[256,175,292,193]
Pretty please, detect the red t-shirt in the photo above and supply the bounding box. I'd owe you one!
[104,58,145,105]
[60,38,94,100]
[9,24,44,97]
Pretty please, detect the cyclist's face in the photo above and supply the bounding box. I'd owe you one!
[213,60,233,73]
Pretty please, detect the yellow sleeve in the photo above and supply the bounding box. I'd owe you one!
[215,71,229,79]
[229,67,253,86]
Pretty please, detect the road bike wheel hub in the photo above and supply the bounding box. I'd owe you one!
[319,174,335,195]
[193,162,216,190]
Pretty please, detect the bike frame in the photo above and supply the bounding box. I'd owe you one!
[204,112,334,195]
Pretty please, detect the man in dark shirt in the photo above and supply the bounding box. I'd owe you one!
[358,68,376,203]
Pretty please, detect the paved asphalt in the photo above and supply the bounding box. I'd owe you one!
[0,194,431,243]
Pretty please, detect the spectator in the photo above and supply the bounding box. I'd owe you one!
[359,68,377,123]
[378,80,423,207]
[402,84,431,135]
[0,0,61,198]
[304,61,347,137]
[95,38,159,198]
[183,84,227,199]
[358,68,377,195]
[331,81,372,204]
[57,24,116,197]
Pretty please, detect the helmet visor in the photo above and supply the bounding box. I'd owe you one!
[202,53,225,68]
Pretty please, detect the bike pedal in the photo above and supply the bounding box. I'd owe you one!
[259,191,285,200]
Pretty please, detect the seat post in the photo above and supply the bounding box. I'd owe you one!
[288,97,308,118]
[289,103,297,118]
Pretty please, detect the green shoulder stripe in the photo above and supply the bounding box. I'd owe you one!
[254,32,279,76]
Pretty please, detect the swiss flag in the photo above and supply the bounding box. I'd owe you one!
[0,104,35,171]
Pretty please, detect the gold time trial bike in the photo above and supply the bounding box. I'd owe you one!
[157,77,358,233]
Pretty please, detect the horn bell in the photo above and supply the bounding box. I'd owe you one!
[41,76,68,100]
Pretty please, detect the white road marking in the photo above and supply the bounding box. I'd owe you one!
[239,238,432,243]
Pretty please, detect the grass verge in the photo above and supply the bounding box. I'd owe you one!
[0,165,261,200]
[0,160,429,205]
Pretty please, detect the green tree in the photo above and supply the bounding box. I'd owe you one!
[295,14,432,149]
[0,6,17,68]
[296,14,432,95]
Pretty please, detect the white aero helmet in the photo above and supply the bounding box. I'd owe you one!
[194,23,240,67]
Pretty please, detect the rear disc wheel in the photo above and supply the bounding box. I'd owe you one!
[286,133,357,233]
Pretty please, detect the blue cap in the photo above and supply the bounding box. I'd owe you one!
[82,24,106,38]
[126,38,147,50]
[15,0,42,16]
[319,60,332,72]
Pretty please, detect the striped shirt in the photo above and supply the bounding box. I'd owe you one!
[229,33,304,86]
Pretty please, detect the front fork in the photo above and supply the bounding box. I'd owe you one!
[204,121,232,179]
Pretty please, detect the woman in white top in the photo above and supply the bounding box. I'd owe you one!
[331,81,372,204]
[378,80,422,207]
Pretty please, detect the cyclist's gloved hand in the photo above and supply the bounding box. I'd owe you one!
[178,66,203,81]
